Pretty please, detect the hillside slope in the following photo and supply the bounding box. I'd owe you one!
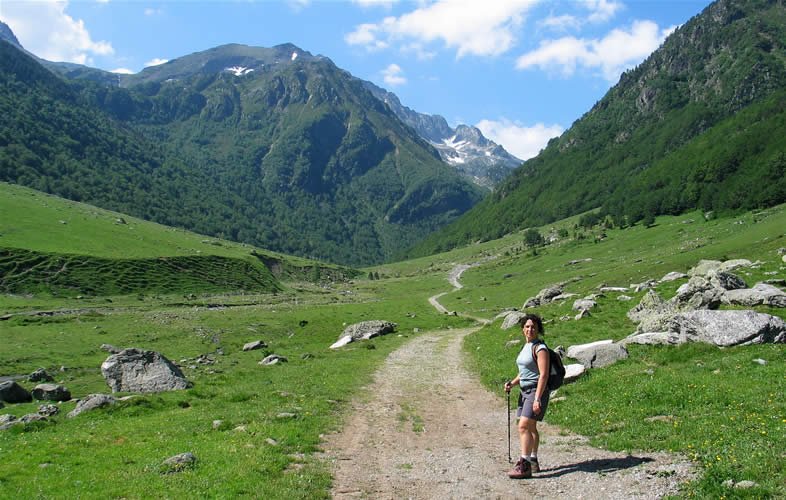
[0,41,484,266]
[407,0,786,256]
[0,183,358,297]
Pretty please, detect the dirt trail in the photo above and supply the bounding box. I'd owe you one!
[321,265,696,499]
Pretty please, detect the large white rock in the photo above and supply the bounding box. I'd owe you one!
[330,320,397,349]
[101,348,191,393]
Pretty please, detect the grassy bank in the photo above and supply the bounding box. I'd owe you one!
[459,206,786,498]
[2,184,784,497]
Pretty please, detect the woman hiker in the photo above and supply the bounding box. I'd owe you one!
[504,313,551,479]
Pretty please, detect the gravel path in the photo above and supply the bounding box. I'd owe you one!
[322,327,696,499]
[321,264,697,499]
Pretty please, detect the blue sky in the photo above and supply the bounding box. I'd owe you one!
[1,0,711,160]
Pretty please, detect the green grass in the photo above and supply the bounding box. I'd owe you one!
[1,185,785,498]
[460,205,786,498]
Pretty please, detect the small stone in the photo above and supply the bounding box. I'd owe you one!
[752,358,766,365]
[160,452,197,474]
[243,340,267,352]
[38,404,60,417]
[259,354,287,366]
[212,420,223,429]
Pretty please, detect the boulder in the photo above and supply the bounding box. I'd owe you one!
[567,341,628,369]
[522,285,564,309]
[32,383,71,402]
[161,452,197,474]
[29,368,54,383]
[718,259,752,272]
[68,394,117,418]
[574,309,591,320]
[0,380,32,404]
[242,340,268,351]
[666,310,786,346]
[0,414,18,430]
[259,354,288,366]
[707,270,746,291]
[671,276,722,310]
[689,260,722,276]
[659,271,687,283]
[100,344,122,354]
[572,299,597,311]
[722,283,786,308]
[19,413,47,425]
[599,286,628,293]
[564,363,586,383]
[38,404,60,417]
[500,311,527,330]
[621,332,681,346]
[330,320,397,349]
[566,340,613,359]
[628,290,677,332]
[101,348,191,393]
[630,281,657,292]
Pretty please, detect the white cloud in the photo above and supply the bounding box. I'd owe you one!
[1,1,113,65]
[352,0,398,8]
[516,20,671,81]
[582,0,624,23]
[476,118,563,161]
[346,0,541,58]
[144,8,163,16]
[110,67,134,74]
[381,63,406,86]
[287,0,311,12]
[145,58,168,67]
[539,14,581,32]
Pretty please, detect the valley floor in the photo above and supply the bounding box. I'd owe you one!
[321,325,697,499]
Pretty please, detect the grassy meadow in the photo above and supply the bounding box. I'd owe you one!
[1,181,785,498]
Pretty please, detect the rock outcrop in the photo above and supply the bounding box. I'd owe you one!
[101,348,191,393]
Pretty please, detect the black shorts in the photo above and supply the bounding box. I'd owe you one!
[516,386,550,421]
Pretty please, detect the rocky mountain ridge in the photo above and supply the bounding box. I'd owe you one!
[363,81,522,189]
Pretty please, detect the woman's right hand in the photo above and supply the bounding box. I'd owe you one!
[504,381,512,393]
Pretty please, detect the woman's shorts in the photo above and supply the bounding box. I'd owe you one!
[517,386,550,421]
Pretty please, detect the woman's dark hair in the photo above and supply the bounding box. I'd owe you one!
[519,313,545,334]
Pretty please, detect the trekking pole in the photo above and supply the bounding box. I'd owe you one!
[507,389,512,463]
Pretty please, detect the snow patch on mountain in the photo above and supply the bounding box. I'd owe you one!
[362,81,522,189]
[226,66,255,76]
[291,52,298,61]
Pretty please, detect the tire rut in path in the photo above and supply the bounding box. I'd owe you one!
[322,327,696,499]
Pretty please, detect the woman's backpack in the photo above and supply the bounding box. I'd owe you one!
[533,342,566,390]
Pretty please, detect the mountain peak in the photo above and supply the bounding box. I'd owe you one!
[0,21,22,49]
[120,43,323,87]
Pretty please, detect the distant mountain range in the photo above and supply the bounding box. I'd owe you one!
[0,20,518,191]
[407,0,786,257]
[362,82,522,189]
[0,30,485,265]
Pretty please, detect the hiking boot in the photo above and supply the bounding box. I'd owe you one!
[507,457,532,479]
[528,457,540,473]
